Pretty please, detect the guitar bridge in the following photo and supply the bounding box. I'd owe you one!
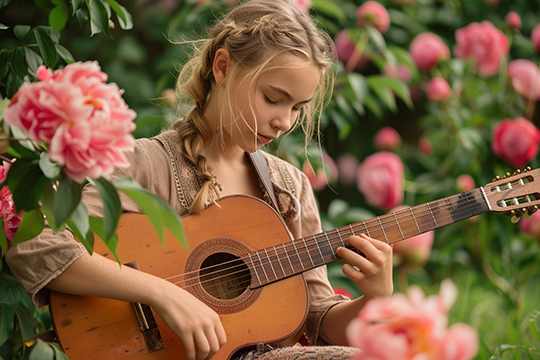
[125,261,166,353]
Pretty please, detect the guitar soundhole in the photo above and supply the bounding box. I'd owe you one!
[200,253,250,300]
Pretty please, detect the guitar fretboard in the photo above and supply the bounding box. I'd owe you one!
[249,188,490,288]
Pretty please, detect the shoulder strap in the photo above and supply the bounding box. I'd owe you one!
[248,151,279,211]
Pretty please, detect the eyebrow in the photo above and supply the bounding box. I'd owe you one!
[269,85,313,104]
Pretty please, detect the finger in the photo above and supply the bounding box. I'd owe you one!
[194,330,211,360]
[342,263,369,282]
[204,328,222,359]
[216,323,228,347]
[182,335,197,360]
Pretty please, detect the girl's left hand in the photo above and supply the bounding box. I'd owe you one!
[336,234,393,300]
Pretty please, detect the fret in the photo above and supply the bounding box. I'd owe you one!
[426,202,438,227]
[337,229,346,247]
[247,253,262,286]
[314,235,325,262]
[282,243,295,276]
[255,251,270,284]
[302,238,316,267]
[409,207,421,233]
[393,212,405,240]
[444,197,455,221]
[263,248,277,282]
[292,240,306,271]
[349,224,357,237]
[324,232,339,261]
[272,246,287,279]
[363,222,371,237]
[377,216,390,244]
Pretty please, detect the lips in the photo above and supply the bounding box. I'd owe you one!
[257,134,274,145]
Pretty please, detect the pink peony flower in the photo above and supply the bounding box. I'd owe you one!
[390,206,434,267]
[346,279,478,360]
[4,62,137,183]
[334,30,369,72]
[454,21,509,78]
[374,126,401,150]
[508,59,540,101]
[505,11,522,31]
[427,77,452,103]
[0,161,23,247]
[519,210,540,242]
[357,151,403,210]
[290,0,312,13]
[337,154,359,185]
[492,118,540,168]
[532,24,540,52]
[303,153,338,191]
[409,33,450,72]
[456,174,475,192]
[356,1,390,34]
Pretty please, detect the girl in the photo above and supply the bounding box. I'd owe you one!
[6,0,393,359]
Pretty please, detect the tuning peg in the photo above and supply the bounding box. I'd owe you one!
[511,215,521,223]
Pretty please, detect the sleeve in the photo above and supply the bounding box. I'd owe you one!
[289,170,350,346]
[5,139,166,308]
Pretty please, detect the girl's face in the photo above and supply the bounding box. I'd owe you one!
[222,55,321,153]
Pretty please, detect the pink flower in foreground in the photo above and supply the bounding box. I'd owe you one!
[409,33,450,72]
[357,151,403,210]
[303,153,338,191]
[427,77,451,103]
[508,59,540,101]
[505,11,521,31]
[492,118,540,168]
[391,206,434,267]
[4,62,137,183]
[334,287,353,299]
[519,210,540,242]
[532,24,540,52]
[454,21,509,77]
[374,126,401,150]
[347,279,478,360]
[0,162,23,247]
[356,1,390,34]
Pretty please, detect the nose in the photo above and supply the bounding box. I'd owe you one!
[271,110,296,133]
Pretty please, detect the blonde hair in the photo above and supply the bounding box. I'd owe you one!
[173,0,335,214]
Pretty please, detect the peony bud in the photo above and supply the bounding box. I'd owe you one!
[505,11,522,31]
[427,77,452,103]
[456,174,475,192]
[373,126,401,150]
[409,33,450,72]
[356,1,390,34]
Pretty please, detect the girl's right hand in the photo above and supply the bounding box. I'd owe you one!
[151,283,227,360]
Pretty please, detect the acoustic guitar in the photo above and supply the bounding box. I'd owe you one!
[49,168,540,359]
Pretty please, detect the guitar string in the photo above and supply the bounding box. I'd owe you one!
[157,183,533,295]
[162,184,528,287]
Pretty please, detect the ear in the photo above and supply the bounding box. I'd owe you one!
[213,48,232,87]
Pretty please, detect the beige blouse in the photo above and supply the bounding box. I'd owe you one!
[5,130,348,345]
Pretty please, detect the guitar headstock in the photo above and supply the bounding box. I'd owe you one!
[483,167,540,223]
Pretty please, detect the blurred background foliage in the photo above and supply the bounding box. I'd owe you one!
[1,0,540,359]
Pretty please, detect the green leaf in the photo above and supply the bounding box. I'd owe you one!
[51,342,69,360]
[34,27,58,68]
[11,208,45,244]
[365,25,387,51]
[0,23,8,30]
[364,95,383,118]
[88,177,121,242]
[311,0,346,22]
[88,0,112,38]
[40,183,65,234]
[55,44,75,64]
[13,302,34,341]
[13,25,31,43]
[0,48,9,73]
[104,0,129,29]
[367,75,398,112]
[89,216,120,263]
[52,174,83,229]
[0,304,14,345]
[24,48,43,76]
[66,201,94,254]
[9,46,28,79]
[6,158,49,212]
[6,70,23,98]
[29,339,55,360]
[49,1,68,30]
[39,152,61,179]
[113,177,186,249]
[72,0,85,12]
[347,72,368,103]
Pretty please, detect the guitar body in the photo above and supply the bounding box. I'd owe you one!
[49,195,309,360]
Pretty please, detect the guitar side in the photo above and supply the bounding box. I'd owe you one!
[50,195,309,360]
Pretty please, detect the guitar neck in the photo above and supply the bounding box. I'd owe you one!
[249,188,490,288]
